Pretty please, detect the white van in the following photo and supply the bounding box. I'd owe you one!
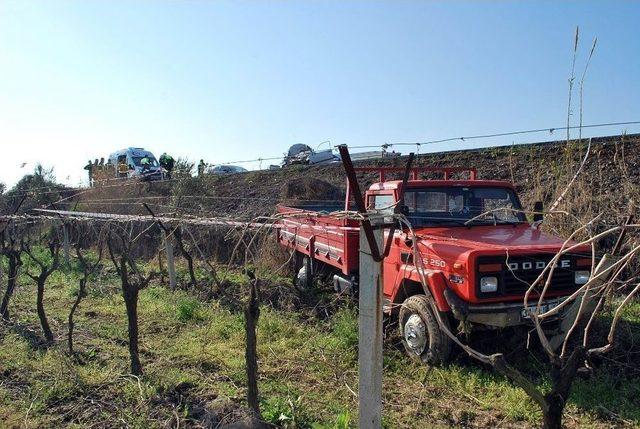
[107,148,162,180]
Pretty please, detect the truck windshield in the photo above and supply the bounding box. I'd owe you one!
[401,186,526,227]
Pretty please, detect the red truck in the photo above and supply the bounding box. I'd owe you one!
[276,167,592,364]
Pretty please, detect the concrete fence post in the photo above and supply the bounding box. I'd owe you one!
[358,219,384,429]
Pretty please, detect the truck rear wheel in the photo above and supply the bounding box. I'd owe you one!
[294,254,314,291]
[399,295,452,365]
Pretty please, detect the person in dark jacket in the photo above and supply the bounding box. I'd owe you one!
[84,160,93,185]
[159,153,175,179]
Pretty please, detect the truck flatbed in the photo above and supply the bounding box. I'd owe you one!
[277,203,360,276]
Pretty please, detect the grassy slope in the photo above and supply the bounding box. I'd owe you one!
[1,260,639,429]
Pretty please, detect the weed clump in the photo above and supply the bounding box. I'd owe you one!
[176,297,202,322]
[331,307,358,350]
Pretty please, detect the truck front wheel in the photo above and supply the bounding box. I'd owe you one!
[399,295,452,365]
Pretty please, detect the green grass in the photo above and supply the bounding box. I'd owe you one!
[0,263,638,428]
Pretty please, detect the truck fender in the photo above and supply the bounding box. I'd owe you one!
[396,267,450,312]
[425,272,451,313]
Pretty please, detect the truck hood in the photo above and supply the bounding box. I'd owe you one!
[414,224,572,252]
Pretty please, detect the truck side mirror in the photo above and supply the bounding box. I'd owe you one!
[533,201,544,222]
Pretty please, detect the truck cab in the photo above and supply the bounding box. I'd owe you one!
[276,167,592,364]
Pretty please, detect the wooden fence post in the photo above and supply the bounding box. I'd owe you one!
[165,234,177,291]
[358,219,384,429]
[63,223,71,266]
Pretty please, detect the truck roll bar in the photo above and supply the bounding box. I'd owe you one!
[338,145,415,262]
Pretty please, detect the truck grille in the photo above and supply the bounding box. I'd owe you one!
[476,253,584,297]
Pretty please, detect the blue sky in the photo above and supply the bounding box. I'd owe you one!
[1,1,639,187]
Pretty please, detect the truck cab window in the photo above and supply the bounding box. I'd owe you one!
[403,186,525,226]
[474,188,521,223]
[372,194,395,214]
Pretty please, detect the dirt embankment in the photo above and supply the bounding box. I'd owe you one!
[76,133,639,222]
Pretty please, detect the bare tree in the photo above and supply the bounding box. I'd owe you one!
[107,224,156,375]
[68,223,105,354]
[22,228,61,342]
[399,212,639,429]
[244,270,262,420]
[426,28,628,429]
[0,223,23,321]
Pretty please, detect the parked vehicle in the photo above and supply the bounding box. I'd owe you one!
[350,150,401,161]
[207,165,248,175]
[106,148,162,181]
[276,167,592,364]
[282,144,340,166]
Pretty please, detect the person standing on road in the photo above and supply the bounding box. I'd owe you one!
[159,152,175,179]
[197,159,206,177]
[84,160,94,185]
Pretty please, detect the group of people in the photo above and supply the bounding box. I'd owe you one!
[136,152,176,182]
[83,158,106,185]
[83,152,212,185]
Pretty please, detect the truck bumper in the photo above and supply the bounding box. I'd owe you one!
[445,289,569,328]
[467,298,569,327]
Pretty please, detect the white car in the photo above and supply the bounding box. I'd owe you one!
[207,165,248,175]
[282,144,341,166]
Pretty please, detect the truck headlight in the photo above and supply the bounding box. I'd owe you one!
[575,271,590,285]
[480,276,498,293]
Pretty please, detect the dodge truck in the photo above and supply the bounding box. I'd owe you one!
[276,167,592,364]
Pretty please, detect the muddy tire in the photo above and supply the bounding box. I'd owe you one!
[399,294,452,365]
[294,254,314,291]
